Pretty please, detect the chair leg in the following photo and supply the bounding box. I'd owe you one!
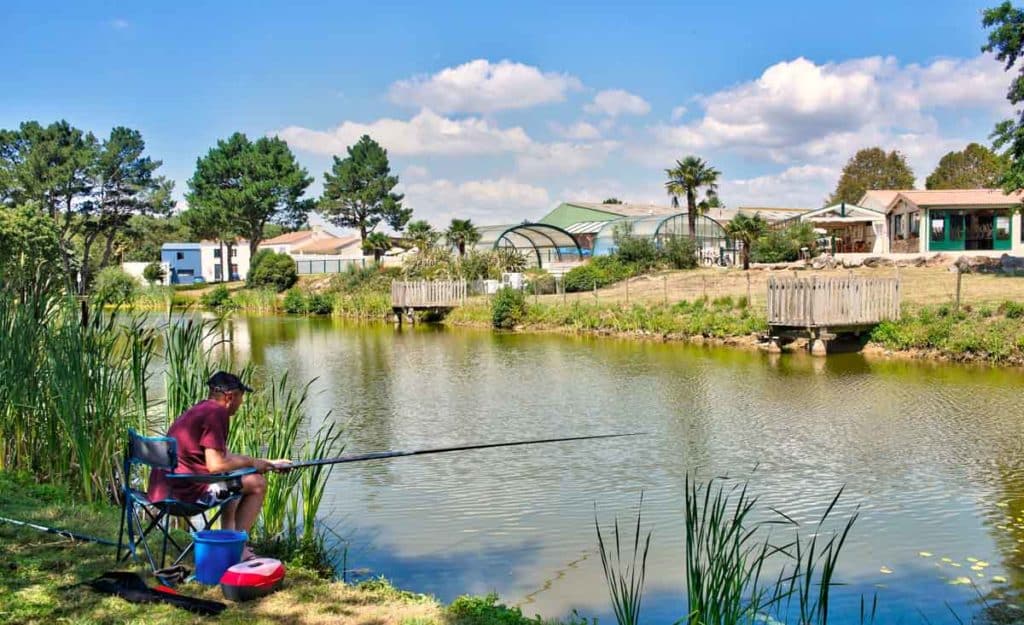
[160,516,170,570]
[170,513,208,567]
[115,499,127,562]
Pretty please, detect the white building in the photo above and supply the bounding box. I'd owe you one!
[161,239,251,284]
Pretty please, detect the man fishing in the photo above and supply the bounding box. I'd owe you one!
[147,371,290,560]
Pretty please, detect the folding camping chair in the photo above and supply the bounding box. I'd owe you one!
[116,429,255,578]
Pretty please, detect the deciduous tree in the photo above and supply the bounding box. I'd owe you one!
[319,135,411,250]
[984,2,1024,196]
[926,143,1007,189]
[828,148,915,205]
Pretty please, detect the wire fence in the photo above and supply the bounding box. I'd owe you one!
[501,266,1024,310]
[295,257,368,275]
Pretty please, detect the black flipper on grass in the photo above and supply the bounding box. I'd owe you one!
[88,571,226,616]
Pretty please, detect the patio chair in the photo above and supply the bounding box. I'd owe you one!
[116,429,255,580]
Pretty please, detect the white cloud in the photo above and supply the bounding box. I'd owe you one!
[404,165,430,180]
[389,59,582,113]
[670,106,688,121]
[646,54,1009,169]
[517,141,620,175]
[719,165,838,208]
[273,109,533,156]
[585,89,652,117]
[551,120,602,140]
[402,177,552,224]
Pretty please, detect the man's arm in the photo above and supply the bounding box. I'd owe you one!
[205,448,276,473]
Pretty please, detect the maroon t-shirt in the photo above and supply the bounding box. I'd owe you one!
[147,399,230,503]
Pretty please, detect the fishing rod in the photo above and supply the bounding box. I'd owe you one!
[285,432,646,469]
[0,515,117,546]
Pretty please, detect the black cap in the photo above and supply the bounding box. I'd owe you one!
[207,371,254,394]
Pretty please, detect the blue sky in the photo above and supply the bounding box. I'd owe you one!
[1,0,1014,228]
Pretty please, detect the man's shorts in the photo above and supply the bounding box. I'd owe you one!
[195,477,243,507]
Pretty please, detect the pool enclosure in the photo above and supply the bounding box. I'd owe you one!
[591,213,737,265]
[474,223,584,268]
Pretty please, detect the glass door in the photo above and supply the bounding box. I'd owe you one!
[929,210,966,251]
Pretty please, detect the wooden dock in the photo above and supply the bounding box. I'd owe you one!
[391,280,467,325]
[765,276,901,355]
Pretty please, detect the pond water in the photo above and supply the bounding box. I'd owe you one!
[222,315,1024,624]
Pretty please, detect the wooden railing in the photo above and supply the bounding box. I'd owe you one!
[767,276,900,327]
[391,280,467,308]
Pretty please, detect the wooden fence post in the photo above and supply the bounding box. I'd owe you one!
[663,274,668,305]
[955,269,963,312]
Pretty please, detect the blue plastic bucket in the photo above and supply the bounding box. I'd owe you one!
[192,530,247,584]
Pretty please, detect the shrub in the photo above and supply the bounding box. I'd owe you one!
[283,287,307,314]
[563,256,633,292]
[247,249,274,286]
[525,268,556,295]
[446,593,536,625]
[614,236,659,269]
[751,222,818,263]
[199,284,234,309]
[491,286,527,329]
[459,249,497,280]
[999,300,1024,319]
[661,236,698,269]
[248,252,298,292]
[307,293,334,315]
[142,262,166,285]
[92,267,139,305]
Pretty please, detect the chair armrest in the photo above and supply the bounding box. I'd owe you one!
[164,468,257,483]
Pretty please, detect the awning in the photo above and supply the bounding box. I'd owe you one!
[564,221,609,234]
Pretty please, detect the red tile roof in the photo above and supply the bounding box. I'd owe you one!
[261,230,315,246]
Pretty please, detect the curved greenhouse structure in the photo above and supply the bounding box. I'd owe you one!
[474,223,583,268]
[591,213,737,265]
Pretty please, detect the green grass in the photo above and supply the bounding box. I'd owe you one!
[0,473,446,625]
[0,472,591,625]
[448,298,767,340]
[871,302,1024,363]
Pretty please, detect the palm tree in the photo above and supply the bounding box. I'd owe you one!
[724,213,768,270]
[363,232,391,262]
[404,219,438,251]
[445,219,481,257]
[665,156,721,240]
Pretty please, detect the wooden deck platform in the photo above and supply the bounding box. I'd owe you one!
[766,276,901,355]
[391,280,467,324]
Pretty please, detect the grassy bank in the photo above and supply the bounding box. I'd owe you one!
[0,472,588,625]
[870,302,1024,364]
[448,296,767,341]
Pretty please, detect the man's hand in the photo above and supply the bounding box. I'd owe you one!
[252,458,276,473]
[269,459,293,473]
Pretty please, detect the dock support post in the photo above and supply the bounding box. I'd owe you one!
[810,338,828,356]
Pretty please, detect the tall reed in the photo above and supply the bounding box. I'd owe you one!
[0,294,345,570]
[594,493,651,625]
[162,315,219,425]
[596,475,862,625]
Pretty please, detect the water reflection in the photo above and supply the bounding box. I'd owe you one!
[221,316,1024,623]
